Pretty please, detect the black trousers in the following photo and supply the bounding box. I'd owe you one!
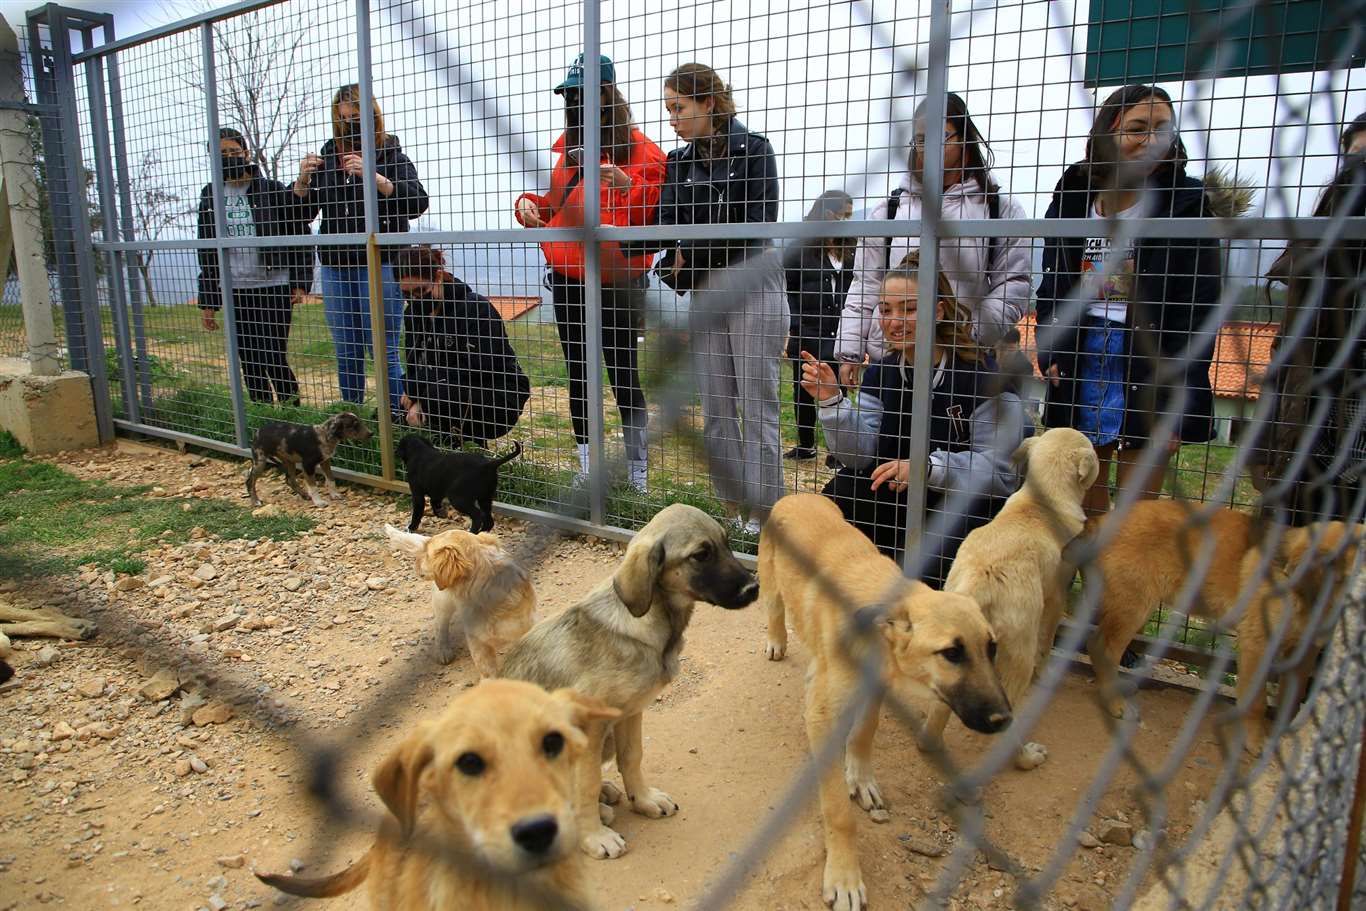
[232,284,298,405]
[789,333,837,449]
[548,272,648,460]
[822,469,998,588]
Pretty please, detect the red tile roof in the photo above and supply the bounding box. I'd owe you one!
[1014,314,1276,401]
[489,296,541,322]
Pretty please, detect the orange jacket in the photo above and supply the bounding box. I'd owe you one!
[515,129,665,283]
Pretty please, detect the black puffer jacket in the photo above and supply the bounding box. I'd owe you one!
[652,116,779,290]
[1035,165,1242,447]
[297,134,429,267]
[403,273,530,445]
[196,172,314,310]
[783,242,853,344]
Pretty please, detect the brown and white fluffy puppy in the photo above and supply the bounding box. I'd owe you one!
[257,679,620,911]
[924,428,1099,771]
[499,504,758,860]
[385,524,536,676]
[246,411,372,508]
[760,493,1010,911]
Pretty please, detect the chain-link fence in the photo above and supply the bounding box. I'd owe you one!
[6,0,1366,907]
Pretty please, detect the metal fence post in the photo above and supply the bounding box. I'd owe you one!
[901,0,950,576]
[357,0,395,482]
[201,21,250,450]
[34,7,114,442]
[106,50,153,413]
[83,24,139,424]
[582,0,606,525]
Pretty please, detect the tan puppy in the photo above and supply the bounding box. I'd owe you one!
[257,679,619,911]
[761,494,1010,911]
[924,428,1099,771]
[385,524,536,676]
[1084,501,1363,752]
[500,503,758,860]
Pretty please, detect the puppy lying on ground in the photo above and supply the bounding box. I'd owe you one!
[384,524,536,675]
[1084,500,1364,752]
[398,436,521,533]
[924,428,1098,771]
[246,411,372,508]
[258,679,619,911]
[761,493,1010,911]
[500,503,758,860]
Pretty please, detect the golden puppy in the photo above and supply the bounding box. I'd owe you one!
[385,524,536,676]
[925,428,1099,771]
[761,493,1010,911]
[1084,501,1363,752]
[257,679,619,911]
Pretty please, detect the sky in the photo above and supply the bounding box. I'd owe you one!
[5,0,1365,294]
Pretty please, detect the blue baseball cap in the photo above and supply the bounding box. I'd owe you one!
[554,53,616,94]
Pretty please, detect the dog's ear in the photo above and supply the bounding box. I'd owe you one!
[1075,446,1099,486]
[551,689,622,748]
[1010,436,1037,477]
[426,538,475,590]
[613,535,666,617]
[372,729,434,837]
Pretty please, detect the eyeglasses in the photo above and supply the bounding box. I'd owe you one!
[911,132,962,148]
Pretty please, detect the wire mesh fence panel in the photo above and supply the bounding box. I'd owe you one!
[5,0,1365,909]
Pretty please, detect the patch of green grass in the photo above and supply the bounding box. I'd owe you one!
[0,440,314,579]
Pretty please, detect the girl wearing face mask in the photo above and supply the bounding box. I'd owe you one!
[782,190,854,462]
[294,84,429,418]
[395,246,530,447]
[805,251,1027,585]
[836,93,1031,386]
[514,54,666,491]
[1035,84,1249,516]
[655,62,785,536]
[197,127,314,405]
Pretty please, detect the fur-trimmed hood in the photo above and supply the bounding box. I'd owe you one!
[1201,165,1256,219]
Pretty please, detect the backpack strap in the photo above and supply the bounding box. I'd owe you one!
[985,185,1001,274]
[883,187,906,268]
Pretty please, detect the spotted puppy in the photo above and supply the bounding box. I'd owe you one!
[246,412,372,508]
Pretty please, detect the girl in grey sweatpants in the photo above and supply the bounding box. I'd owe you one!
[690,250,789,525]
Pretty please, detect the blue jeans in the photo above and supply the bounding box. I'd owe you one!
[1076,316,1128,447]
[321,264,405,411]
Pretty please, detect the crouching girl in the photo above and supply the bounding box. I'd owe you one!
[804,251,1028,585]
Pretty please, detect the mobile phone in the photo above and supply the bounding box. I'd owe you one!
[567,147,584,165]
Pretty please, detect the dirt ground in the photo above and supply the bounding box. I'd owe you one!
[0,441,1234,911]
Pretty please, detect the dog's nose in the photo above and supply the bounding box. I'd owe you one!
[510,814,559,855]
[985,711,1012,733]
[736,577,760,605]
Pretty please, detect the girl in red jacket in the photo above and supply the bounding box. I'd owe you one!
[515,54,666,491]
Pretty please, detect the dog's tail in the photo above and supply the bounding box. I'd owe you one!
[256,849,371,898]
[491,441,523,469]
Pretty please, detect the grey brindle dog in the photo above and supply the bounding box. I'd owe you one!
[246,412,373,508]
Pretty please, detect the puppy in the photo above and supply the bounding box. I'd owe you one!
[924,428,1099,771]
[397,436,522,533]
[760,493,1010,911]
[257,679,620,911]
[384,524,536,675]
[499,503,759,860]
[1084,501,1364,752]
[246,411,372,508]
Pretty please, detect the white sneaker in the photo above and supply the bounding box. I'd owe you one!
[628,459,648,493]
[574,443,590,484]
[741,518,762,536]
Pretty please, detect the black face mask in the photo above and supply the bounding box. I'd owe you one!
[342,118,363,140]
[221,155,251,180]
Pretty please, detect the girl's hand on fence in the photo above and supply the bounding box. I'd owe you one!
[869,459,911,493]
[296,154,323,189]
[405,402,425,427]
[838,357,867,388]
[1045,363,1061,387]
[800,351,840,402]
[200,309,217,331]
[516,197,546,227]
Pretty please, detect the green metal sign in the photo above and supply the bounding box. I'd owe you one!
[1085,1,1364,87]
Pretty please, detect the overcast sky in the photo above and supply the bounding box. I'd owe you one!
[5,0,1364,271]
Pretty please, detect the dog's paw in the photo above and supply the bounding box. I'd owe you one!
[844,759,885,813]
[599,781,624,806]
[311,499,329,509]
[67,618,98,641]
[1014,742,1048,771]
[598,801,615,826]
[434,642,457,666]
[629,787,678,819]
[580,825,627,859]
[764,639,786,661]
[821,859,867,911]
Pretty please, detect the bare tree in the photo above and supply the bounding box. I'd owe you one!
[181,4,324,183]
[130,150,190,308]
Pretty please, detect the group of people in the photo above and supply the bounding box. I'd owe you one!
[195,58,1364,574]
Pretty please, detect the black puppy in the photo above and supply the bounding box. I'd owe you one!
[397,435,522,533]
[246,411,373,508]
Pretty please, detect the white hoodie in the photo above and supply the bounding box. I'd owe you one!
[835,175,1032,362]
